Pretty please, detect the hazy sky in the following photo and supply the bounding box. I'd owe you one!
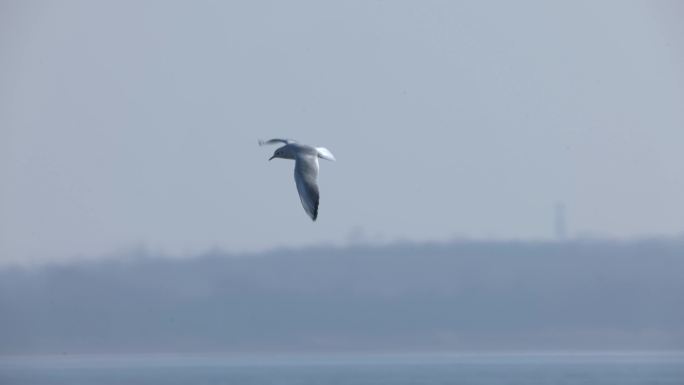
[2,1,683,264]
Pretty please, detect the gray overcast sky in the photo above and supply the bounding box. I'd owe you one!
[2,1,683,264]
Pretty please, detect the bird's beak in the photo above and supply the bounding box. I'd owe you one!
[269,155,275,161]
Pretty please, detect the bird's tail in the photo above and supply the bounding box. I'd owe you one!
[316,147,336,161]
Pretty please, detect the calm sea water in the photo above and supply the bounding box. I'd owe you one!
[1,352,683,385]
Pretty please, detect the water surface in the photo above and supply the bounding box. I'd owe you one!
[1,352,682,385]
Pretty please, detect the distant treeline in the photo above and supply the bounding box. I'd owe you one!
[1,239,683,355]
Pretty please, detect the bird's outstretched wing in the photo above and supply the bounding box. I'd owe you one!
[258,138,296,146]
[294,154,320,221]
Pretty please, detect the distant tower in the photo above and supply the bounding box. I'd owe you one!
[554,202,567,240]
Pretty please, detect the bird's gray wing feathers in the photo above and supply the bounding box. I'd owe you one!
[294,154,320,221]
[259,138,295,146]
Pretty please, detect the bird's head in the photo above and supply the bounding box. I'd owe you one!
[269,148,282,161]
[269,146,294,161]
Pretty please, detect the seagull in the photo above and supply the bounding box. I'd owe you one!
[259,138,336,221]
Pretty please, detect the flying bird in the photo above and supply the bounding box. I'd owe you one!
[259,138,336,221]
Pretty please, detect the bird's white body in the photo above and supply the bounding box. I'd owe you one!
[259,139,335,221]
